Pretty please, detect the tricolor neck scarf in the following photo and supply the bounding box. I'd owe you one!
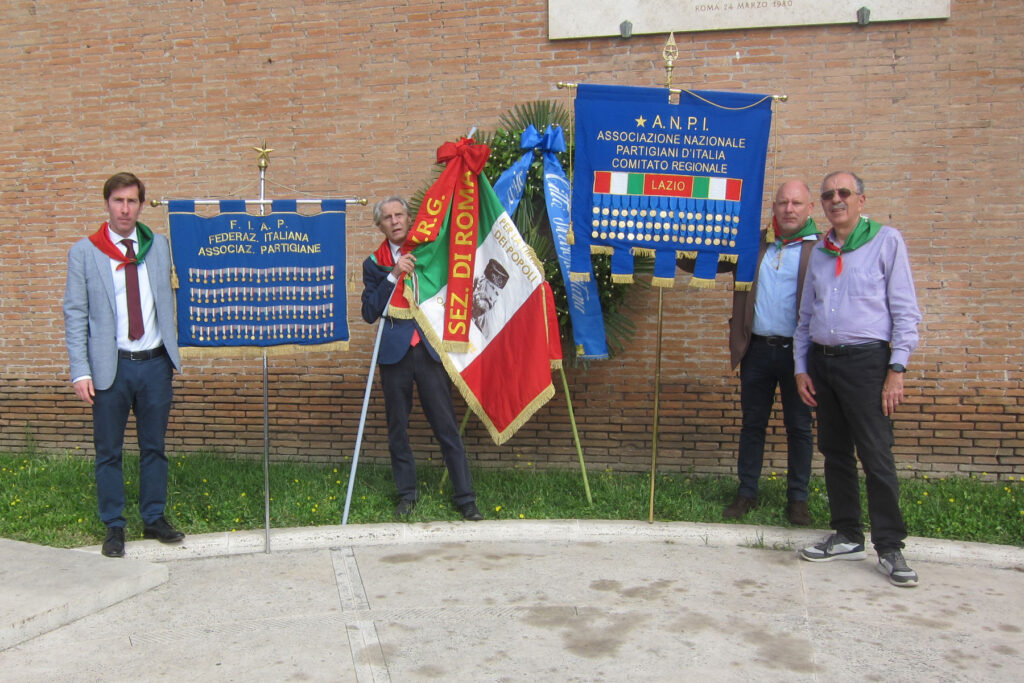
[769,216,819,247]
[820,216,882,276]
[88,222,154,270]
[370,239,398,269]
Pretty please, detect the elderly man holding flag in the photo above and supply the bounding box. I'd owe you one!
[361,195,483,521]
[360,136,562,520]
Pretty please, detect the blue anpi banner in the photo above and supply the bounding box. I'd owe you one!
[167,199,348,355]
[571,84,773,288]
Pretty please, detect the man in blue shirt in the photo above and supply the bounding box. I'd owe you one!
[722,180,819,525]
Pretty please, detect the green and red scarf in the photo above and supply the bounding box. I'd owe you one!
[88,221,154,270]
[370,238,396,270]
[769,216,819,247]
[820,216,881,276]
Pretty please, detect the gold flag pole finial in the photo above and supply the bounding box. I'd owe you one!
[254,141,274,170]
[662,33,679,89]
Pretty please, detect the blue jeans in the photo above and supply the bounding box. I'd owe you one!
[736,336,813,501]
[92,354,174,528]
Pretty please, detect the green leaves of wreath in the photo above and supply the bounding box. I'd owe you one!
[413,101,648,361]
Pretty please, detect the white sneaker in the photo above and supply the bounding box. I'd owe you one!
[798,532,867,562]
[877,550,919,587]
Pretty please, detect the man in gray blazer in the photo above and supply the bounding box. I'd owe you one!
[64,172,184,557]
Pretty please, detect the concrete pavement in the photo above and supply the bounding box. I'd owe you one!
[3,520,1023,681]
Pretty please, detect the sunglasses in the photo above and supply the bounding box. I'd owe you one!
[820,188,857,201]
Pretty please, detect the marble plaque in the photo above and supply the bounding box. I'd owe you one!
[549,0,950,40]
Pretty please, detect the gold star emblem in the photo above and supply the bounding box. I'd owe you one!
[635,115,647,128]
[253,141,274,168]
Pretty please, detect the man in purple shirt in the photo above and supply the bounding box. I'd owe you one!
[793,171,922,587]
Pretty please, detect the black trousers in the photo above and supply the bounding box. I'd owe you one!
[809,343,906,552]
[737,336,813,501]
[379,343,476,507]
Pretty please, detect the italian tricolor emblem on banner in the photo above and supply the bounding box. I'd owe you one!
[388,138,563,445]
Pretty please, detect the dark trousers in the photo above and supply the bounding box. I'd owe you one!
[92,354,174,528]
[737,337,814,501]
[379,343,476,507]
[809,343,906,552]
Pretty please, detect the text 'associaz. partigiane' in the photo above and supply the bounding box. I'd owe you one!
[197,218,324,257]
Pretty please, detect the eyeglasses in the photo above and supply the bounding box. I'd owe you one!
[820,188,857,201]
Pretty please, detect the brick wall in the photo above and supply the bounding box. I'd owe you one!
[1,0,1021,479]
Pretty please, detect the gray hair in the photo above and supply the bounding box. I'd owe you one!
[372,196,408,226]
[821,171,865,195]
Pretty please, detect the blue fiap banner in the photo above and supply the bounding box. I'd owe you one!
[167,199,348,355]
[571,84,773,288]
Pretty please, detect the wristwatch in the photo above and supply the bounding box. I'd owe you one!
[889,363,906,373]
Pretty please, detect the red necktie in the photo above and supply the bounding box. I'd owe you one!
[121,239,145,341]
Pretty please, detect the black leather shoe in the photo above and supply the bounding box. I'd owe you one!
[143,516,185,543]
[395,499,417,518]
[722,495,758,519]
[102,526,125,558]
[786,500,812,526]
[458,502,483,521]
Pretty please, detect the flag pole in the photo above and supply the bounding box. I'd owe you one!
[341,320,385,525]
[647,35,678,523]
[254,142,273,553]
[559,365,593,504]
[648,287,665,523]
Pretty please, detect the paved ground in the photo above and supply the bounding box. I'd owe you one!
[2,520,1023,682]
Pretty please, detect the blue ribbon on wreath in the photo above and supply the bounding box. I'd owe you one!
[494,124,609,359]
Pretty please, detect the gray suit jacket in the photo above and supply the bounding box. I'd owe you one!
[63,230,181,390]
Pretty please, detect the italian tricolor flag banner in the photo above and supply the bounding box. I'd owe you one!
[388,137,562,445]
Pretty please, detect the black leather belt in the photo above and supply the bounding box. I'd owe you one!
[118,346,167,361]
[812,341,888,357]
[751,334,793,347]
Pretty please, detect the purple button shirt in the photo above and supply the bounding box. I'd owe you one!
[794,224,921,374]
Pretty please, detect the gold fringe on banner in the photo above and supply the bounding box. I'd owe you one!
[688,277,717,290]
[612,273,635,284]
[569,271,592,282]
[591,245,614,256]
[550,359,563,371]
[487,384,557,445]
[179,340,350,360]
[651,276,676,288]
[405,285,557,446]
[632,247,656,258]
[719,253,738,264]
[734,281,753,292]
[442,340,471,354]
[677,250,698,260]
[388,305,414,320]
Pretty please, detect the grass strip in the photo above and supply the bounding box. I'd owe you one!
[1,451,1021,548]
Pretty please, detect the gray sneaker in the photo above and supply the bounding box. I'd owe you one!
[798,532,867,562]
[877,550,919,587]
